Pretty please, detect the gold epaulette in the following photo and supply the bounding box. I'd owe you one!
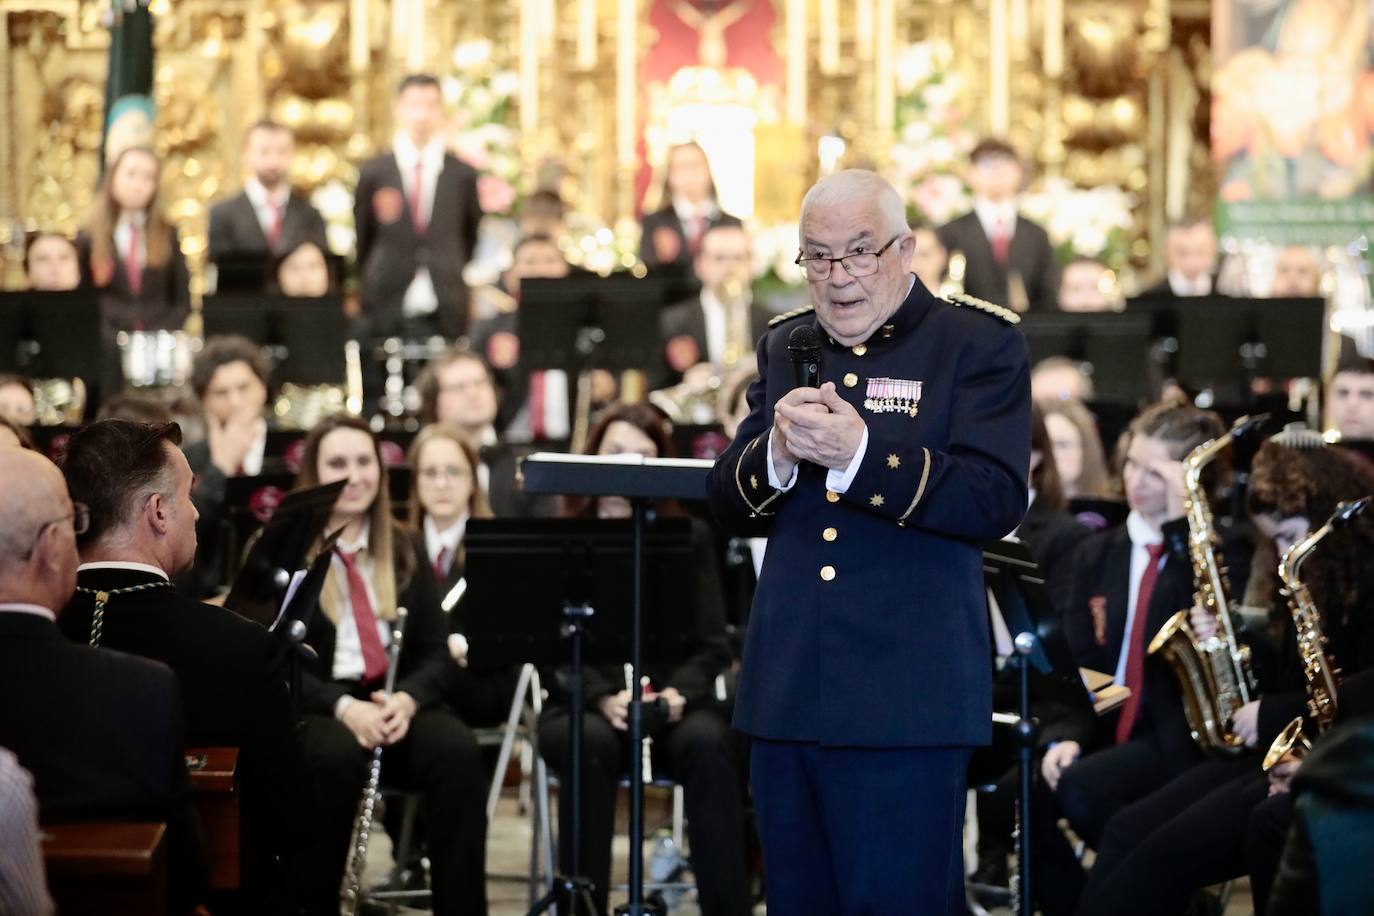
[947,293,1021,326]
[768,305,815,328]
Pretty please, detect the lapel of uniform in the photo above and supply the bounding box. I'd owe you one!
[1102,527,1133,665]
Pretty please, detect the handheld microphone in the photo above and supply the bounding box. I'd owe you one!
[787,325,822,389]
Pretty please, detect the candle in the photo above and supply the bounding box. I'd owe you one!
[521,0,540,137]
[577,0,597,69]
[856,0,874,56]
[989,0,1009,134]
[875,0,895,132]
[350,0,368,71]
[1044,0,1063,77]
[819,0,839,75]
[616,0,635,164]
[407,0,424,70]
[786,0,806,125]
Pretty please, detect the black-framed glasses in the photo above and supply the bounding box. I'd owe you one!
[795,234,903,281]
[20,502,90,560]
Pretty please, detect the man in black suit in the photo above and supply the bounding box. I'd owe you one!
[657,222,774,389]
[56,419,312,914]
[354,74,482,340]
[937,138,1060,312]
[1136,217,1219,298]
[207,119,328,291]
[0,448,207,914]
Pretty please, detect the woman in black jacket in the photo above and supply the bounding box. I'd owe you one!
[294,413,488,916]
[538,403,750,916]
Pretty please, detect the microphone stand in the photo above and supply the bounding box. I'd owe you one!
[1010,631,1039,916]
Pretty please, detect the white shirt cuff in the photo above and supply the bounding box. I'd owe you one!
[825,424,869,494]
[765,430,799,491]
[334,695,356,720]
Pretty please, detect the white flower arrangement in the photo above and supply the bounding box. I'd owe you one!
[1019,178,1136,267]
[443,38,522,214]
[887,41,976,226]
[310,178,357,257]
[751,221,807,287]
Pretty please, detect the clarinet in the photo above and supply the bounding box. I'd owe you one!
[339,607,408,916]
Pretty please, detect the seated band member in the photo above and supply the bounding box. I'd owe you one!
[1030,402,1232,916]
[24,231,82,292]
[0,448,206,915]
[638,141,742,275]
[407,422,520,727]
[293,414,488,916]
[538,403,750,916]
[77,145,190,335]
[56,418,309,913]
[1073,433,1374,916]
[270,239,334,297]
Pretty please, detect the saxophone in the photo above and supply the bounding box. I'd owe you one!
[1147,414,1266,754]
[1263,497,1371,770]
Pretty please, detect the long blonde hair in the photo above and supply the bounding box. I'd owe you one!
[296,414,413,623]
[85,146,174,282]
[406,422,493,527]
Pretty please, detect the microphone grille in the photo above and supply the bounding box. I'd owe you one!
[788,324,821,353]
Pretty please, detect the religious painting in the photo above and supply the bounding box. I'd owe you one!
[635,0,784,219]
[1213,0,1374,242]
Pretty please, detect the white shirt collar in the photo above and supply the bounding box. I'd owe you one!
[973,198,1017,238]
[241,419,269,477]
[1125,510,1163,548]
[424,514,468,559]
[334,520,371,556]
[672,197,719,225]
[394,132,444,171]
[244,177,287,210]
[1167,270,1212,297]
[78,560,170,581]
[0,603,56,621]
[117,210,148,231]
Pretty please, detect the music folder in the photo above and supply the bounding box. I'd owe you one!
[519,452,715,501]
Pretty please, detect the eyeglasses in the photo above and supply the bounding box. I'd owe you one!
[20,502,90,560]
[795,234,903,281]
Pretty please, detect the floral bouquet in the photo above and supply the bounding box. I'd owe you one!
[888,41,977,226]
[1019,178,1136,269]
[443,40,522,214]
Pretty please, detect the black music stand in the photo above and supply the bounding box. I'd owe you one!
[223,479,345,628]
[8,290,107,410]
[982,539,1095,916]
[516,453,713,916]
[519,276,667,375]
[1018,311,1161,403]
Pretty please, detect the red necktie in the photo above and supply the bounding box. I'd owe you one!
[125,224,143,297]
[1116,542,1166,744]
[689,215,707,255]
[335,548,389,683]
[433,545,451,582]
[410,160,427,235]
[991,218,1010,265]
[266,200,284,249]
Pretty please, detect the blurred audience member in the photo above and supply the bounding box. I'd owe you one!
[95,392,175,424]
[639,141,741,274]
[909,220,949,294]
[271,239,333,297]
[0,418,34,451]
[207,119,328,271]
[938,138,1059,312]
[1059,258,1116,312]
[518,189,568,239]
[1032,356,1095,404]
[78,145,190,333]
[1328,356,1374,441]
[1140,218,1217,298]
[24,232,81,292]
[1271,245,1323,298]
[1041,398,1113,500]
[0,375,35,427]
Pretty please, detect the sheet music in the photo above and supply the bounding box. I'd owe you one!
[525,451,715,470]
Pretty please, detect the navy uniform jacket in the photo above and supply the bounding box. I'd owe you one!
[706,277,1030,748]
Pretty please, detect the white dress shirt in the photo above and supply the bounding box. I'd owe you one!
[77,560,169,581]
[672,197,720,249]
[0,750,53,916]
[243,177,289,245]
[394,133,445,318]
[699,287,729,369]
[1167,270,1212,297]
[328,524,392,684]
[240,419,269,477]
[1114,510,1166,684]
[424,514,469,573]
[113,211,148,271]
[973,198,1018,245]
[0,603,56,622]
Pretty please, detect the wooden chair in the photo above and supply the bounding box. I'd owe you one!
[185,746,240,891]
[42,821,168,916]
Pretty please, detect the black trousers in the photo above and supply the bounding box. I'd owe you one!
[301,708,489,916]
[1032,736,1199,916]
[538,707,751,916]
[1074,764,1269,916]
[1245,790,1295,914]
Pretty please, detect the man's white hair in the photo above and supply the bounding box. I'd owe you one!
[799,169,908,241]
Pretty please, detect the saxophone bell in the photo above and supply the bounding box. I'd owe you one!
[1263,716,1312,772]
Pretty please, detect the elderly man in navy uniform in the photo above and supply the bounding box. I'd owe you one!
[707,169,1030,914]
